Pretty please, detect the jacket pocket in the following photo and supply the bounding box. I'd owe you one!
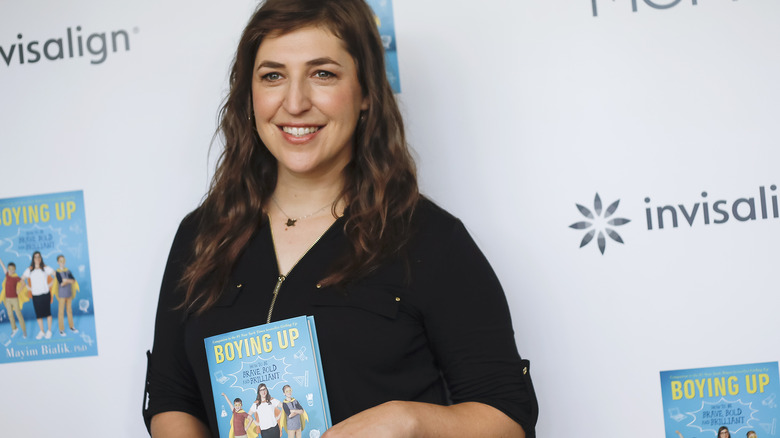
[310,286,401,320]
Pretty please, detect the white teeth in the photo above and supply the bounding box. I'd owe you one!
[282,126,319,137]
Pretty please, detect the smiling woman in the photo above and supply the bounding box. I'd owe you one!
[143,0,537,437]
[251,26,368,186]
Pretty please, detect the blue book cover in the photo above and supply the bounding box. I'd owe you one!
[660,361,780,438]
[204,315,331,438]
[0,190,98,364]
[367,0,401,93]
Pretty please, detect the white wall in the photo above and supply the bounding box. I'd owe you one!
[1,0,778,436]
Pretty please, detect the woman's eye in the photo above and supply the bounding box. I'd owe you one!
[314,70,335,79]
[262,72,282,81]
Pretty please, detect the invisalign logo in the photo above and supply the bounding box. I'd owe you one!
[590,0,736,17]
[569,193,631,254]
[644,186,779,229]
[569,185,779,255]
[1,25,138,66]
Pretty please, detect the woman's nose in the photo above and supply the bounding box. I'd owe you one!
[282,79,312,115]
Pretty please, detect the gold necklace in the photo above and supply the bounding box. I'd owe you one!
[270,195,335,227]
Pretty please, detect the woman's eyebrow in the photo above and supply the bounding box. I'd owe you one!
[256,60,285,70]
[256,57,341,70]
[307,57,341,68]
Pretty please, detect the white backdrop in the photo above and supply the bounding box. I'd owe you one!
[1,0,779,436]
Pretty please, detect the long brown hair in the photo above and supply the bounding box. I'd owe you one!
[180,0,418,314]
[30,251,46,271]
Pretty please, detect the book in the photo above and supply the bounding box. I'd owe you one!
[204,315,331,438]
[0,190,98,364]
[660,361,780,438]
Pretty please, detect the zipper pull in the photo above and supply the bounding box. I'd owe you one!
[272,275,286,295]
[266,275,286,323]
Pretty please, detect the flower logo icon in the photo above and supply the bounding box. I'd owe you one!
[569,193,631,254]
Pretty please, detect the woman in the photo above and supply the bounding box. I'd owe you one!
[249,384,281,438]
[21,251,56,339]
[718,427,731,438]
[144,0,537,436]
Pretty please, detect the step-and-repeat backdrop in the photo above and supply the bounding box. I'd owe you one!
[2,1,778,436]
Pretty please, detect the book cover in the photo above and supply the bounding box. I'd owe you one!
[0,190,98,364]
[204,315,331,438]
[660,361,780,438]
[367,0,401,93]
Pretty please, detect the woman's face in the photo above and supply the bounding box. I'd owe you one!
[33,253,42,267]
[252,25,368,182]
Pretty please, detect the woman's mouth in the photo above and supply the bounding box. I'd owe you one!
[281,126,321,137]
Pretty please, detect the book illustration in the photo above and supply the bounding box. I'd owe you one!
[204,315,331,438]
[668,407,686,422]
[660,362,780,437]
[214,370,229,384]
[294,370,310,387]
[0,190,98,364]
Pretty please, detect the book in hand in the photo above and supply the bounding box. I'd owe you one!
[204,315,331,438]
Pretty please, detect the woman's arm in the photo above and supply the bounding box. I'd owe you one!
[46,267,57,283]
[322,401,525,438]
[150,411,210,438]
[144,212,212,433]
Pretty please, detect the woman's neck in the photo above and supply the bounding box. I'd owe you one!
[272,170,346,217]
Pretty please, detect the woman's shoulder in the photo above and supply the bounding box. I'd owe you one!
[175,207,204,239]
[410,196,469,242]
[413,196,461,227]
[165,207,207,257]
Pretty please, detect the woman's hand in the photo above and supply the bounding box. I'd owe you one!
[322,401,525,438]
[150,412,210,438]
[322,401,415,438]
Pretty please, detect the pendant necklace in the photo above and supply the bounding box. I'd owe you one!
[271,195,335,227]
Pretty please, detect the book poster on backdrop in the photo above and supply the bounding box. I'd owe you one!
[366,0,401,93]
[0,190,98,364]
[204,316,331,438]
[660,362,780,438]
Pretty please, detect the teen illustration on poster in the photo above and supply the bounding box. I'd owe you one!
[0,190,98,364]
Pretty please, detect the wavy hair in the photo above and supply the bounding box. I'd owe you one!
[180,0,418,314]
